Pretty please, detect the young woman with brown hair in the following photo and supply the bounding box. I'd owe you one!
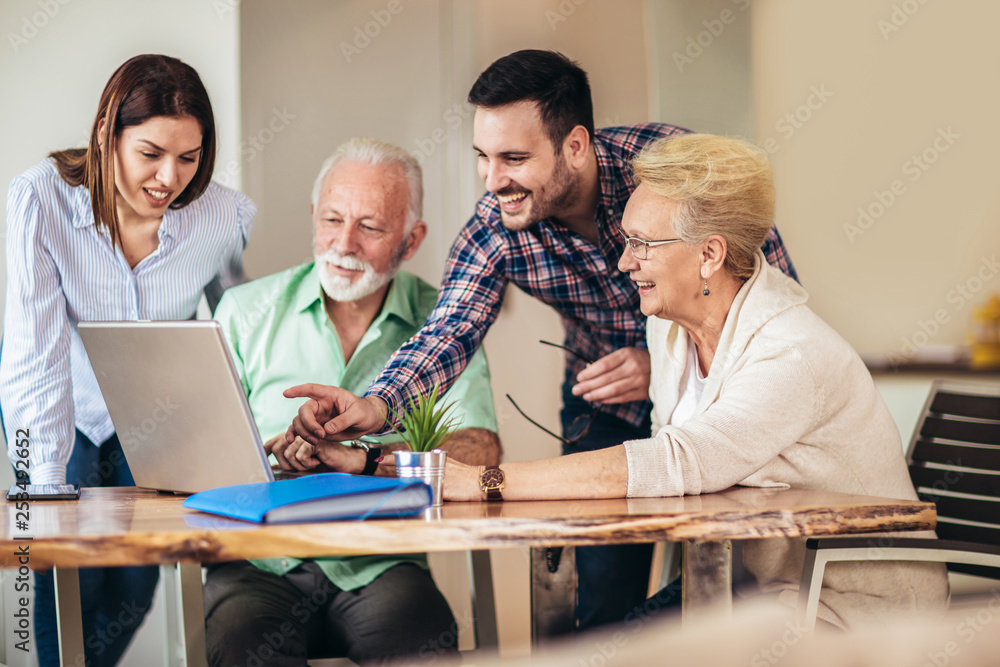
[1,54,255,666]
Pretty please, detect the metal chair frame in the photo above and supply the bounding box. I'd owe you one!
[798,381,1000,630]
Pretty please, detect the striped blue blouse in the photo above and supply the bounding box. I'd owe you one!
[1,158,256,484]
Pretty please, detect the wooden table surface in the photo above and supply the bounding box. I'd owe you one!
[1,485,936,569]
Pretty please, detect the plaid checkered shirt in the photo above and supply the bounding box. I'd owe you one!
[366,123,798,429]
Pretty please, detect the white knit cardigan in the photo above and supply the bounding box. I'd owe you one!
[624,250,949,629]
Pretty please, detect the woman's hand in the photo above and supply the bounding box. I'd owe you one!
[443,458,483,502]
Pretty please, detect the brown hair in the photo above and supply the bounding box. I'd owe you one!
[631,134,774,280]
[468,50,594,149]
[50,54,216,249]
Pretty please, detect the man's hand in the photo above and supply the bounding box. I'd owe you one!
[264,433,323,471]
[571,347,650,404]
[283,384,389,444]
[264,433,367,474]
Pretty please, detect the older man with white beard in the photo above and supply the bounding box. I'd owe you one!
[204,138,500,666]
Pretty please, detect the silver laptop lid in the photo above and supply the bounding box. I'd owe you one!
[78,320,275,494]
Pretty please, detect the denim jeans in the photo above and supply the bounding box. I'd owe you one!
[33,431,160,667]
[559,375,655,631]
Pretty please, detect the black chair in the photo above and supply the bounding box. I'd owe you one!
[798,381,1000,629]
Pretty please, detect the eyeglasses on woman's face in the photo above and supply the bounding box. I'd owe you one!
[617,227,683,260]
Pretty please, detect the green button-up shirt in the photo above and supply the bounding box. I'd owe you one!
[214,262,497,590]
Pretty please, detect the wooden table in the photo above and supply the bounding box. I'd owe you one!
[1,486,936,666]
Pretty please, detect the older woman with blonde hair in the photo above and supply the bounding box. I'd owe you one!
[445,133,948,629]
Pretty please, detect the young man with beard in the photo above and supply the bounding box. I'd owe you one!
[284,50,798,631]
[203,138,499,666]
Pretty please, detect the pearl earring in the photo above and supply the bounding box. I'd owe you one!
[702,279,710,296]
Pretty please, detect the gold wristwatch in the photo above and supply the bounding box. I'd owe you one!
[479,465,505,502]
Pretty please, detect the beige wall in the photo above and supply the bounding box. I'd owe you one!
[239,0,467,284]
[751,0,1000,361]
[646,0,753,136]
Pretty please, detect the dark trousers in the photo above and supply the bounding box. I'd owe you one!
[204,560,459,666]
[560,378,656,631]
[33,431,160,667]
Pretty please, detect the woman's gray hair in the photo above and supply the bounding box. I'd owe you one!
[311,137,423,231]
[631,134,775,280]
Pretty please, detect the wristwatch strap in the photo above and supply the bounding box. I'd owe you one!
[360,446,383,476]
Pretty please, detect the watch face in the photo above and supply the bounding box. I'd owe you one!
[481,467,505,490]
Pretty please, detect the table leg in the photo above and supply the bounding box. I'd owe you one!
[681,540,732,627]
[161,563,207,667]
[54,566,84,667]
[467,550,498,650]
[530,546,576,642]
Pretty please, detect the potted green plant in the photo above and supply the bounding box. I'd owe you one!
[391,385,462,452]
[391,385,462,506]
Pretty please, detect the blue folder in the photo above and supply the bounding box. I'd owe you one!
[182,472,432,523]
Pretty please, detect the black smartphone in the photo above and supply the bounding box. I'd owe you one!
[6,483,81,501]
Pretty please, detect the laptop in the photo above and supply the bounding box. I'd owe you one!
[78,320,295,494]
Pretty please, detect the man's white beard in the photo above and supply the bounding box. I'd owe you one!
[315,245,404,302]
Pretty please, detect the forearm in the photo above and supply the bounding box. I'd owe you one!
[503,447,628,500]
[440,428,500,466]
[451,445,629,501]
[1,360,73,484]
[366,325,493,427]
[366,226,506,421]
[4,178,74,483]
[372,428,499,477]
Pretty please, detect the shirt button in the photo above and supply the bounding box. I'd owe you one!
[281,560,289,568]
